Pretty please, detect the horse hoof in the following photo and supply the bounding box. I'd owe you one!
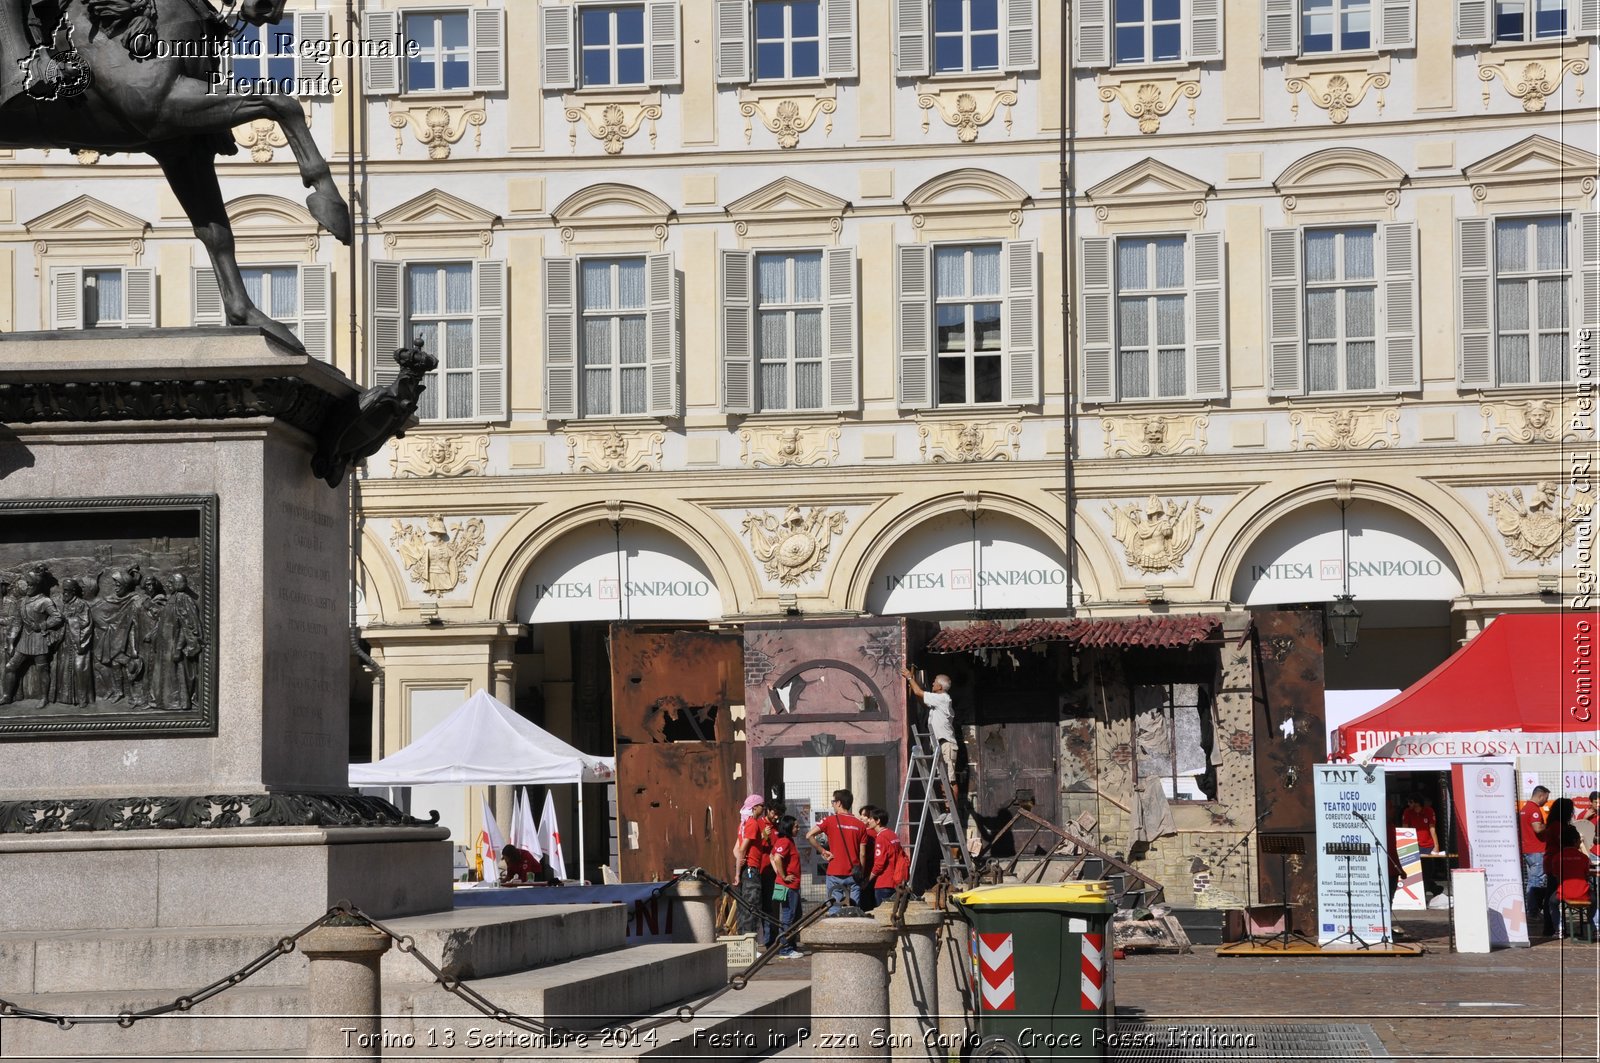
[308,191,353,246]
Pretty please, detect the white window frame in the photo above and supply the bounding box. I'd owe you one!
[1301,0,1374,53]
[223,12,333,96]
[1262,0,1413,57]
[1113,0,1184,65]
[1115,236,1189,401]
[1303,225,1381,394]
[753,250,826,412]
[231,20,298,84]
[932,243,1006,407]
[363,8,504,96]
[193,262,332,360]
[404,10,473,93]
[932,0,1002,74]
[545,253,680,421]
[242,266,301,336]
[1494,0,1568,41]
[578,256,651,418]
[579,4,649,87]
[752,0,823,81]
[1493,214,1571,386]
[547,0,680,90]
[83,269,126,329]
[406,261,480,421]
[48,266,155,331]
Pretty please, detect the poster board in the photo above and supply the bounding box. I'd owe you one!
[1391,828,1425,910]
[1313,764,1392,946]
[1452,761,1530,947]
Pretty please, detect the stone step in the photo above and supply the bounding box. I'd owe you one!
[0,903,625,993]
[386,941,729,1033]
[0,983,307,1057]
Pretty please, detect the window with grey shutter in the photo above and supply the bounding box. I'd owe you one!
[1078,236,1115,403]
[645,252,680,416]
[822,246,859,411]
[1578,0,1600,36]
[544,258,579,419]
[122,268,155,329]
[542,5,577,90]
[470,8,508,91]
[1261,0,1300,56]
[296,12,333,93]
[1002,0,1038,71]
[1073,0,1110,66]
[1265,227,1304,395]
[1581,211,1600,333]
[370,260,404,388]
[721,250,755,413]
[1189,231,1227,399]
[646,0,681,85]
[48,267,83,330]
[1454,0,1491,42]
[715,0,750,81]
[474,260,507,419]
[823,0,858,76]
[1456,217,1493,387]
[362,10,401,94]
[893,0,929,76]
[192,267,224,326]
[1376,0,1414,48]
[1379,221,1417,390]
[896,244,933,408]
[299,264,333,362]
[1002,239,1039,404]
[1189,0,1224,59]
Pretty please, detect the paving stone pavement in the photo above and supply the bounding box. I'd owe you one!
[755,910,1599,1061]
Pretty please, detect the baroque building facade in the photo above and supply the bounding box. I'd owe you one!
[1,0,1594,892]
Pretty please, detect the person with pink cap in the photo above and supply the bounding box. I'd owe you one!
[733,794,775,944]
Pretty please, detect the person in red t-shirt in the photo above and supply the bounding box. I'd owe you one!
[499,844,540,884]
[1400,795,1439,853]
[769,815,805,958]
[733,796,775,944]
[806,789,869,913]
[1520,785,1551,933]
[1544,824,1597,937]
[863,806,909,907]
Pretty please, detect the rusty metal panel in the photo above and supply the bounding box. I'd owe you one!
[975,721,1060,831]
[743,618,914,809]
[1252,609,1327,923]
[611,625,744,882]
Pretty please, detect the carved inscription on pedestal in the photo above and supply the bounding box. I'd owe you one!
[0,496,218,739]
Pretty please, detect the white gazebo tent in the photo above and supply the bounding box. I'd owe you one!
[350,690,615,881]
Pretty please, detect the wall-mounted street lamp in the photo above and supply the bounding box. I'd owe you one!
[1329,481,1360,656]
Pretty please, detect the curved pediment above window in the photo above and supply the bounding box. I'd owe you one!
[1084,157,1214,230]
[373,189,501,257]
[725,176,850,246]
[1274,146,1407,222]
[904,168,1030,240]
[552,183,674,253]
[1463,134,1598,213]
[224,195,320,259]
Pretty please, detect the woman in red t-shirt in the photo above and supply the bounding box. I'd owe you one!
[1544,823,1597,937]
[768,815,805,958]
[863,806,909,907]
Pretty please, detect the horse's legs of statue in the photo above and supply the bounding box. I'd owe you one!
[151,139,304,353]
[252,92,352,245]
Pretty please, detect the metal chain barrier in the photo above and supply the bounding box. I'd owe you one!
[0,869,830,1043]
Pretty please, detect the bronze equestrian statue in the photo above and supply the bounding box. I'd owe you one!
[0,0,351,353]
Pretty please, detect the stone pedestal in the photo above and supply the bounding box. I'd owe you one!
[875,900,944,1059]
[302,923,392,1060]
[933,913,973,1046]
[0,330,450,930]
[801,916,893,1059]
[671,876,721,944]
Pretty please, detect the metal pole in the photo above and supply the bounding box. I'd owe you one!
[578,781,587,884]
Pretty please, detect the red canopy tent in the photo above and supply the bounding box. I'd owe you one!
[1333,612,1595,759]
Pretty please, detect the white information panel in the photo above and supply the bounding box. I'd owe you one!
[1452,761,1530,948]
[1313,763,1392,946]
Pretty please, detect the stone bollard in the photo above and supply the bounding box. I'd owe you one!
[670,876,722,944]
[874,900,944,1060]
[301,923,392,1061]
[933,914,973,1048]
[800,916,894,1059]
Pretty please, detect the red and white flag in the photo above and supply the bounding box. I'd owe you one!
[538,790,567,881]
[478,793,506,883]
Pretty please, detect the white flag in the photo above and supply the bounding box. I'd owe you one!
[479,792,506,884]
[539,790,566,881]
[508,788,526,852]
[516,787,543,862]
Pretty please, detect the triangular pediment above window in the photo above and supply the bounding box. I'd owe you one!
[1465,134,1598,180]
[375,189,501,229]
[1463,136,1597,213]
[25,196,149,237]
[727,177,850,219]
[1086,158,1214,205]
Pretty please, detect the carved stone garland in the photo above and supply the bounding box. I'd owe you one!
[1479,53,1589,112]
[738,424,840,468]
[1289,406,1400,451]
[564,96,662,155]
[1098,76,1200,134]
[1285,62,1389,124]
[918,82,1017,142]
[390,434,490,477]
[1100,413,1208,458]
[389,104,487,161]
[566,428,665,473]
[234,118,287,163]
[1481,397,1593,445]
[740,87,836,149]
[917,420,1021,463]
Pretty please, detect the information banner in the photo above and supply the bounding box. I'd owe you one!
[1452,761,1529,947]
[1391,828,1425,910]
[1313,764,1391,946]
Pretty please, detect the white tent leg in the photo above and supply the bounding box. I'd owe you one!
[578,784,587,885]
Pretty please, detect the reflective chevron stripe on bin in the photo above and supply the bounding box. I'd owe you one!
[977,931,1016,1010]
[1080,933,1104,1010]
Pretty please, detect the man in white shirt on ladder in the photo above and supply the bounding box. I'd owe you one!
[903,666,958,826]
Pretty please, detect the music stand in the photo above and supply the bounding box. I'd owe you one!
[1254,835,1317,948]
[1324,840,1374,950]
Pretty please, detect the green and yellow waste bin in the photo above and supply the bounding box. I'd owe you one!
[950,882,1117,1062]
